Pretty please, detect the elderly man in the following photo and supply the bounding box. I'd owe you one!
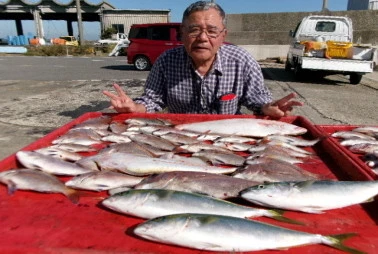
[103,1,303,117]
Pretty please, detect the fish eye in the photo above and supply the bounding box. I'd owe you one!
[257,185,265,189]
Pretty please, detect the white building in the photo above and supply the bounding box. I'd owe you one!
[348,0,378,10]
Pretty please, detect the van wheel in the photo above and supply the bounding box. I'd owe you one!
[349,73,362,85]
[134,56,151,71]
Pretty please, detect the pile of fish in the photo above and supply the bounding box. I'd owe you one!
[1,115,376,253]
[331,126,378,174]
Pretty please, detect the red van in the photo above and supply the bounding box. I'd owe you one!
[126,23,183,71]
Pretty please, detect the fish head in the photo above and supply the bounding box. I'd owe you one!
[239,182,294,205]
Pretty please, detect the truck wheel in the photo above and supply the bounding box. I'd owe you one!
[284,60,292,71]
[294,64,304,79]
[349,74,362,85]
[134,56,151,71]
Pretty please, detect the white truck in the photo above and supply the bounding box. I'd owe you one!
[95,33,130,56]
[285,15,376,84]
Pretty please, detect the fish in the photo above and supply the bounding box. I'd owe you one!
[340,139,378,147]
[213,141,254,152]
[134,213,364,253]
[94,152,237,176]
[35,147,83,162]
[215,135,256,143]
[348,143,378,154]
[159,133,199,145]
[125,117,172,126]
[240,180,378,214]
[101,189,300,224]
[177,143,233,154]
[175,118,307,137]
[233,158,325,182]
[128,133,176,151]
[0,168,79,204]
[100,134,132,143]
[65,171,145,191]
[16,150,94,176]
[262,135,320,146]
[109,121,128,134]
[50,143,97,153]
[331,131,377,140]
[192,150,246,166]
[134,171,259,199]
[71,115,111,130]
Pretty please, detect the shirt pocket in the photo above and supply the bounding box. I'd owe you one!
[217,96,239,114]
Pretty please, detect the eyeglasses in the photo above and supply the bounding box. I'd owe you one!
[185,27,226,39]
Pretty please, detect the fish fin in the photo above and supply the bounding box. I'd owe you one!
[361,197,375,203]
[293,180,315,190]
[64,188,81,204]
[265,210,305,225]
[5,180,17,195]
[325,233,366,254]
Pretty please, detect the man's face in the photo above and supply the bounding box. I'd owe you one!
[182,8,227,66]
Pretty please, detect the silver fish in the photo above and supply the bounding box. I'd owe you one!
[16,150,94,176]
[129,133,176,151]
[134,213,363,253]
[65,171,145,191]
[0,168,79,204]
[348,143,378,154]
[35,147,83,162]
[134,171,259,199]
[233,158,325,182]
[175,118,307,137]
[177,143,233,154]
[51,143,97,153]
[71,115,111,130]
[109,121,128,134]
[94,153,237,176]
[213,141,254,152]
[192,150,246,166]
[331,131,376,140]
[262,135,320,146]
[100,134,132,143]
[102,189,297,223]
[125,117,172,126]
[340,139,378,147]
[159,133,199,145]
[240,180,378,214]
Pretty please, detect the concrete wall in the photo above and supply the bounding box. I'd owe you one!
[226,10,378,60]
[226,10,378,45]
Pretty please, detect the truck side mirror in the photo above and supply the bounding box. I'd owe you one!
[289,30,294,37]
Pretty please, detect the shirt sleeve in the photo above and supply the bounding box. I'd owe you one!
[133,56,167,113]
[241,54,273,114]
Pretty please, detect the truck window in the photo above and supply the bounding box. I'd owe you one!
[315,22,336,32]
[112,24,124,34]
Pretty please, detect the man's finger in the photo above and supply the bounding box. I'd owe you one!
[113,84,129,98]
[102,90,119,100]
[274,92,297,106]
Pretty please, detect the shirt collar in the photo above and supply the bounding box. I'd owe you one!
[183,46,224,76]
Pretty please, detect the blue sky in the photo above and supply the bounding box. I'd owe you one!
[0,0,349,41]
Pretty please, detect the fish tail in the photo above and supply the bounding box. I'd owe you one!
[65,188,80,204]
[325,233,366,254]
[266,210,305,225]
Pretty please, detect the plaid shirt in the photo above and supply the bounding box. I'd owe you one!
[133,44,272,114]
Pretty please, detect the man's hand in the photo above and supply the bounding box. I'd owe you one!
[103,84,146,113]
[262,92,303,118]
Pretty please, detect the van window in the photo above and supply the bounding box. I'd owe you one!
[129,27,148,39]
[150,26,170,41]
[315,22,336,32]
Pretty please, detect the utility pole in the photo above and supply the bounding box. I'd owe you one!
[322,0,329,11]
[76,0,84,45]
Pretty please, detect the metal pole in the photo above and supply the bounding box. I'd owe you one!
[75,0,84,45]
[322,0,328,10]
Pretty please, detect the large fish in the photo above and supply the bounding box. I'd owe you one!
[134,171,259,199]
[16,150,94,176]
[240,180,378,214]
[175,118,307,137]
[101,189,299,224]
[0,168,79,204]
[94,153,237,175]
[134,213,364,253]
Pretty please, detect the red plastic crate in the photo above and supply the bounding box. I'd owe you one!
[316,124,378,181]
[0,112,377,254]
